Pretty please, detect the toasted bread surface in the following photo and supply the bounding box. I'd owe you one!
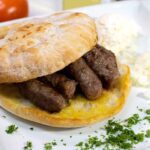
[0,12,97,83]
[0,65,130,128]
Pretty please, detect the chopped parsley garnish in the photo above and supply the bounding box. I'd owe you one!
[2,115,6,118]
[44,143,52,150]
[145,130,150,138]
[105,120,123,134]
[137,106,143,112]
[139,109,143,112]
[5,125,18,134]
[24,141,32,150]
[76,136,103,150]
[76,142,83,147]
[88,136,103,147]
[146,109,150,115]
[76,113,148,150]
[126,114,140,127]
[29,127,34,131]
[52,141,57,146]
[44,141,57,150]
[76,124,144,150]
[63,143,67,146]
[144,116,150,123]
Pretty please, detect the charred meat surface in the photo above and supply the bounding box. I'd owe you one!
[84,45,120,88]
[18,80,68,113]
[41,73,77,99]
[68,58,103,100]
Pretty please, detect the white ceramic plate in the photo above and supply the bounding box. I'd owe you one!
[0,0,150,150]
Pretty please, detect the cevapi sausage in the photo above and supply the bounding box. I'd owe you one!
[18,80,68,113]
[42,73,77,99]
[84,45,120,88]
[68,58,102,100]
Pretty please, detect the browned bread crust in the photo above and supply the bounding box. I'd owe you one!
[0,12,97,83]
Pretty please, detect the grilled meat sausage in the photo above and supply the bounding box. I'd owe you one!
[68,58,102,100]
[84,45,120,88]
[41,73,77,99]
[18,80,68,113]
[18,44,120,113]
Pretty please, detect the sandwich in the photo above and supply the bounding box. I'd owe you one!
[0,12,131,128]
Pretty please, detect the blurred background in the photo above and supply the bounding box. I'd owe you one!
[0,0,126,22]
[29,0,126,15]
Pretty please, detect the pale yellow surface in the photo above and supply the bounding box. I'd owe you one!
[63,0,101,9]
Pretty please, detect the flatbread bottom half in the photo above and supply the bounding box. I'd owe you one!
[0,65,131,128]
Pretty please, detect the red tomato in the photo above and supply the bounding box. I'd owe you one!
[0,0,28,22]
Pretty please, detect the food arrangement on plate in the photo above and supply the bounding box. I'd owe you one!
[0,1,150,149]
[0,12,130,128]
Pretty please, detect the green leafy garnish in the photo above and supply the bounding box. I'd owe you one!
[146,109,150,115]
[52,141,57,146]
[145,130,150,138]
[76,136,103,150]
[76,113,147,150]
[44,141,57,150]
[30,127,34,131]
[24,141,32,150]
[60,139,63,142]
[126,114,140,127]
[44,143,52,150]
[5,125,18,134]
[76,142,83,147]
[137,107,143,112]
[144,116,150,123]
[105,120,123,134]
